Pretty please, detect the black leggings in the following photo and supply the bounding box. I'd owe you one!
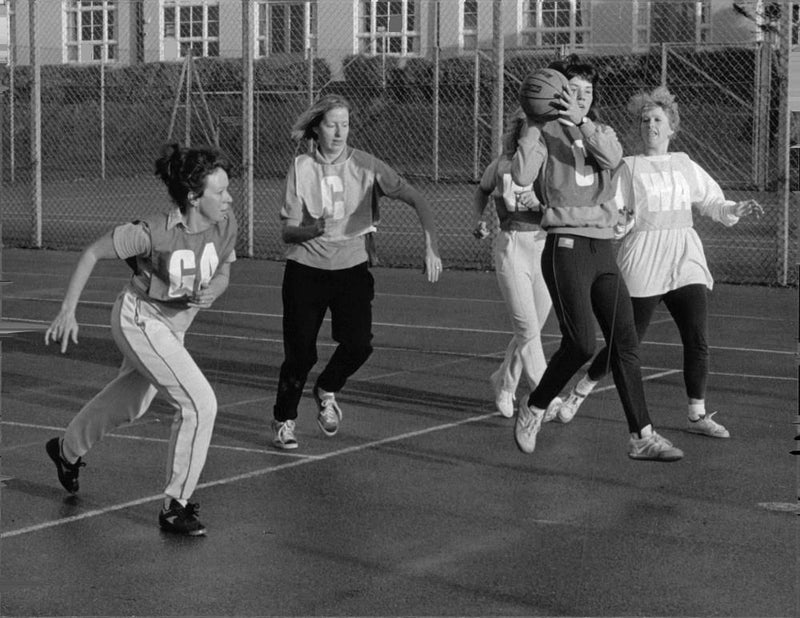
[530,234,651,433]
[273,260,374,421]
[588,283,709,400]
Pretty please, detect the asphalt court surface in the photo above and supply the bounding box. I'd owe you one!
[0,248,796,617]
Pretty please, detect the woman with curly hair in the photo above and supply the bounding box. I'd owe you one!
[45,143,237,536]
[555,86,763,437]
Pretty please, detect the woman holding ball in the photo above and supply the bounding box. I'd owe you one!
[511,55,683,462]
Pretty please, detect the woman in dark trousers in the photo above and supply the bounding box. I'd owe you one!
[271,94,442,450]
[511,55,682,462]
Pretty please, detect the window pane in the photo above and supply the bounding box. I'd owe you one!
[270,5,285,53]
[290,5,305,53]
[257,3,267,36]
[464,0,477,30]
[164,7,175,37]
[67,12,78,42]
[207,41,219,57]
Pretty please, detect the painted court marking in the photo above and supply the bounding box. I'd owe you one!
[0,412,497,540]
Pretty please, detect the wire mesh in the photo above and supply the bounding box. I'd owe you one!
[0,0,795,286]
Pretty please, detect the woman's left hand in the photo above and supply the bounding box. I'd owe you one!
[188,284,217,308]
[424,251,443,283]
[732,199,764,219]
[556,87,583,125]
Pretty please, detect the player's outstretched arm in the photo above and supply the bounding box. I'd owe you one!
[45,232,118,353]
[400,184,442,282]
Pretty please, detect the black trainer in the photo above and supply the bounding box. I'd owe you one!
[45,438,85,493]
[159,499,207,536]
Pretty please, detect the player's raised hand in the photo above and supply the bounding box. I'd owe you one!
[45,310,79,353]
[555,87,582,125]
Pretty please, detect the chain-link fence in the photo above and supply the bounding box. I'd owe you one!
[0,0,796,285]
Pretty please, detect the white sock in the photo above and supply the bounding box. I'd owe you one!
[165,497,187,509]
[574,375,598,398]
[688,402,706,421]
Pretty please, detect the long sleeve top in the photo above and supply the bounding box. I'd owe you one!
[612,153,740,297]
[511,118,623,239]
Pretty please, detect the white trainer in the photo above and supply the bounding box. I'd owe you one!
[272,419,298,450]
[687,411,730,438]
[515,401,544,454]
[490,369,515,418]
[628,431,684,461]
[542,396,564,423]
[314,387,342,436]
[556,391,586,424]
[515,397,561,452]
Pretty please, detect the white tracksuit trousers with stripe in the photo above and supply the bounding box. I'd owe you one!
[492,229,552,393]
[61,288,216,502]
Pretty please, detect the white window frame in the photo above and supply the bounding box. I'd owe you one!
[355,0,420,57]
[0,0,9,66]
[161,0,220,60]
[255,1,317,59]
[696,0,711,44]
[460,0,478,52]
[63,0,118,64]
[519,0,590,51]
[632,0,650,51]
[635,0,712,49]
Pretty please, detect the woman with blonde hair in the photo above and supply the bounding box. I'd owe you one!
[473,107,552,417]
[271,94,442,450]
[555,86,763,436]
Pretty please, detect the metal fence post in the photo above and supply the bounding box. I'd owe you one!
[472,51,480,182]
[242,0,254,258]
[29,0,41,248]
[491,0,503,159]
[432,0,440,183]
[100,58,106,180]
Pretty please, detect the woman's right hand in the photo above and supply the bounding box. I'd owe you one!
[312,216,326,237]
[45,309,79,353]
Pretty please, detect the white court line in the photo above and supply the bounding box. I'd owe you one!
[5,313,796,357]
[0,421,317,460]
[0,412,498,540]
[2,362,792,539]
[5,291,791,323]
